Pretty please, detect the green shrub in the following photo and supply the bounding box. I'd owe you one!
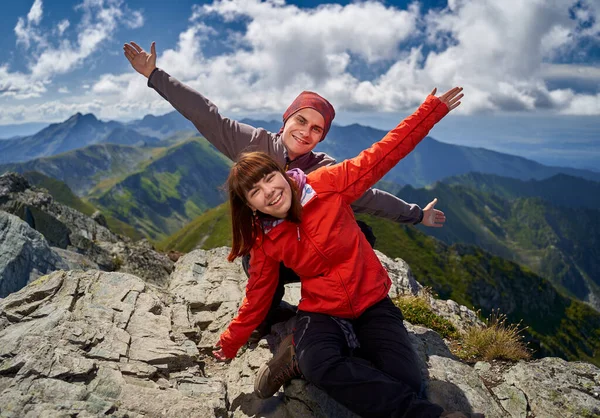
[393,295,460,340]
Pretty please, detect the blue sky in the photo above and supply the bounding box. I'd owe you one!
[0,0,599,170]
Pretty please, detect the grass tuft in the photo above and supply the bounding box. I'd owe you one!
[456,310,531,362]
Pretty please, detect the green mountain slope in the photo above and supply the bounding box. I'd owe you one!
[91,137,232,241]
[158,202,232,252]
[394,179,600,308]
[160,203,600,366]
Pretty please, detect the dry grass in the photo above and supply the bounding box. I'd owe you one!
[455,311,531,362]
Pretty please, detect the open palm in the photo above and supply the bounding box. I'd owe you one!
[123,41,157,78]
[430,87,463,111]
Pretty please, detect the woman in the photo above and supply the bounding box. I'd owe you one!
[214,87,464,418]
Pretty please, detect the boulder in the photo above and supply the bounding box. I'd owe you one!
[0,211,68,298]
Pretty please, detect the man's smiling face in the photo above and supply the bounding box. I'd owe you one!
[281,108,325,160]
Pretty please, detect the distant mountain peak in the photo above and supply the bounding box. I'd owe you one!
[66,112,99,123]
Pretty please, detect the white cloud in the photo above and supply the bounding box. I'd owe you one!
[3,0,144,99]
[28,0,43,25]
[124,10,144,29]
[162,0,596,116]
[0,65,47,99]
[57,19,70,36]
[15,0,46,49]
[58,87,70,94]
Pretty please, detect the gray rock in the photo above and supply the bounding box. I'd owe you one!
[491,382,528,418]
[97,239,173,287]
[0,270,227,417]
[427,355,509,417]
[0,211,68,297]
[91,211,108,228]
[503,357,600,417]
[1,248,598,418]
[51,247,100,271]
[376,251,422,298]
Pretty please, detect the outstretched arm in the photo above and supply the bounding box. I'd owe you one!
[123,41,278,162]
[310,87,463,203]
[216,247,280,359]
[351,188,424,224]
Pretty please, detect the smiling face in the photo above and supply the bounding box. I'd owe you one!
[245,171,293,218]
[281,108,325,160]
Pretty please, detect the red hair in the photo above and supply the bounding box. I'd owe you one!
[227,152,302,262]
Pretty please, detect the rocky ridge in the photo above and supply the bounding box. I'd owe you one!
[0,247,598,418]
[0,172,173,297]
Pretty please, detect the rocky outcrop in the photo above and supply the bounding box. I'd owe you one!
[0,173,173,291]
[1,248,598,417]
[0,212,68,297]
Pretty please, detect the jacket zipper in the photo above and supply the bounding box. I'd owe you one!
[297,224,357,317]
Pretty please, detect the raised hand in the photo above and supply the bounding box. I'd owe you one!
[430,87,463,111]
[421,198,446,228]
[123,41,157,78]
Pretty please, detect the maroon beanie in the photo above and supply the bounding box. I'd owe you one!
[281,91,335,141]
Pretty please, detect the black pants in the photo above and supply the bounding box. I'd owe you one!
[242,220,377,327]
[293,297,444,418]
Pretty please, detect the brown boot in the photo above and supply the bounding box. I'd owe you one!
[254,334,302,398]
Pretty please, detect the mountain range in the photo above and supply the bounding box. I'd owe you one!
[0,113,161,164]
[2,111,599,185]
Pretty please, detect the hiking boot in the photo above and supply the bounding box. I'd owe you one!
[440,411,485,418]
[254,334,301,398]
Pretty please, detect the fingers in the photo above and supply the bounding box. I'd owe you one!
[439,87,463,111]
[447,92,464,108]
[151,41,156,56]
[432,210,446,227]
[440,86,463,101]
[448,100,462,111]
[123,43,137,60]
[130,41,143,53]
[123,47,135,62]
[430,88,437,96]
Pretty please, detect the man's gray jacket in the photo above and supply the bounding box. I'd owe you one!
[148,68,423,224]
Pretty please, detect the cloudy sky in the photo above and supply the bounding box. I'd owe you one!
[1,0,599,169]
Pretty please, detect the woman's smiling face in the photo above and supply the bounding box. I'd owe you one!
[245,171,292,218]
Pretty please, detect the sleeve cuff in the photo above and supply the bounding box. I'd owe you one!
[413,209,424,225]
[147,67,159,88]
